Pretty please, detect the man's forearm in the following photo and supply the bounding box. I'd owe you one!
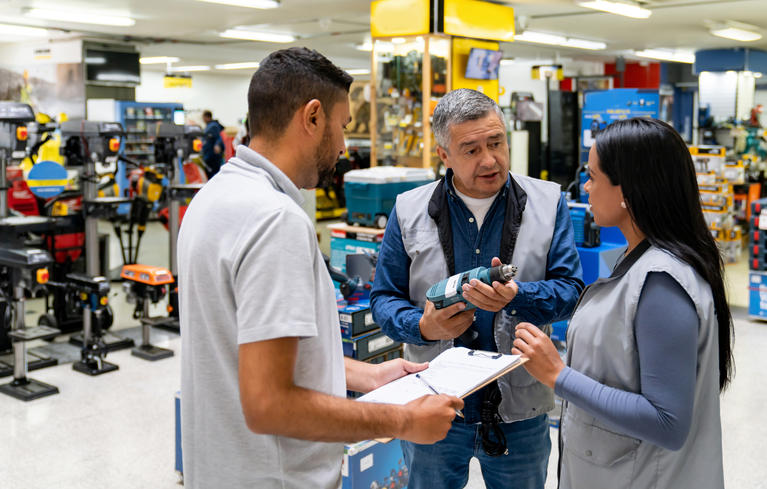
[345,357,377,393]
[370,296,426,344]
[510,277,583,324]
[246,383,409,443]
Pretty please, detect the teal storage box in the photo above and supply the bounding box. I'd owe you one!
[328,223,384,274]
[344,167,434,229]
[342,439,409,489]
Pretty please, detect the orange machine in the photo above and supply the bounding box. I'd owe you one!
[121,264,175,361]
[120,264,174,286]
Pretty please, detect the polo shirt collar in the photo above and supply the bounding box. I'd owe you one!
[234,145,304,206]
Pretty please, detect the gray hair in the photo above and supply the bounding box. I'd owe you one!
[432,88,506,149]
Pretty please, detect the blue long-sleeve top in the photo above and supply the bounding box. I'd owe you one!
[203,119,224,163]
[371,175,584,422]
[555,271,698,450]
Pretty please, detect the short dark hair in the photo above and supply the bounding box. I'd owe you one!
[202,110,212,119]
[595,117,734,391]
[247,47,352,139]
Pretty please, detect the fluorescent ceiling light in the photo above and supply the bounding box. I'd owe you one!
[515,30,606,50]
[215,61,261,70]
[356,40,373,52]
[560,38,607,50]
[25,7,135,26]
[0,22,49,37]
[168,65,210,72]
[577,0,651,19]
[635,49,695,64]
[500,59,514,66]
[140,56,181,64]
[196,0,278,8]
[220,29,295,43]
[710,26,762,42]
[391,37,407,44]
[515,31,566,45]
[346,69,370,76]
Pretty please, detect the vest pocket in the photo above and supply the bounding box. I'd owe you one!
[562,414,640,488]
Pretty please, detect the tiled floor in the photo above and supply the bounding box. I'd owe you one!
[2,221,766,488]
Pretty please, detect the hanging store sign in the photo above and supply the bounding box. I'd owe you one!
[164,74,192,88]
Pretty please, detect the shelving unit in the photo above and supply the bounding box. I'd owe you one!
[119,102,183,167]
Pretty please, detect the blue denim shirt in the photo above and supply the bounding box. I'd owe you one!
[371,175,583,422]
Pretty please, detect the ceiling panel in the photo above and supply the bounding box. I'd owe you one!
[0,0,765,70]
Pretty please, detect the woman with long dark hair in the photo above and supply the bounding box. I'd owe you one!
[513,117,733,489]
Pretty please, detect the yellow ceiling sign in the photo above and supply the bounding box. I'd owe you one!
[164,75,192,88]
[443,0,514,42]
[371,0,430,37]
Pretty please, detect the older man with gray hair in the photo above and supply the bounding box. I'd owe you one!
[370,88,584,489]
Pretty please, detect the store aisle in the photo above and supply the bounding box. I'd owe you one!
[0,313,764,488]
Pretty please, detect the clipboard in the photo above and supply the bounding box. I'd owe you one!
[356,347,528,442]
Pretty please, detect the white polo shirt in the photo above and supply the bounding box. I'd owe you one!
[179,145,346,489]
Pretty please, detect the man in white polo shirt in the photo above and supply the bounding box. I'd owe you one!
[178,47,463,489]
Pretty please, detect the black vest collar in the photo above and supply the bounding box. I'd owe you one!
[427,170,527,275]
[609,239,651,280]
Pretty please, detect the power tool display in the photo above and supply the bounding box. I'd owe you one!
[324,253,369,300]
[62,273,116,375]
[58,120,135,353]
[121,263,175,361]
[568,202,600,248]
[426,264,517,310]
[135,122,203,333]
[0,246,58,401]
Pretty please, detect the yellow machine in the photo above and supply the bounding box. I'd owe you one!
[136,167,165,203]
[20,112,65,172]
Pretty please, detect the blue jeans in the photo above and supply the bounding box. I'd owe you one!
[401,414,550,489]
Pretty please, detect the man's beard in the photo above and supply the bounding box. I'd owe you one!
[317,164,336,188]
[314,127,337,188]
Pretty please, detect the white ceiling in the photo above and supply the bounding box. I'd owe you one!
[2,0,767,73]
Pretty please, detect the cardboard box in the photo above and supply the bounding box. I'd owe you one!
[342,439,409,489]
[338,300,379,339]
[366,347,403,364]
[342,329,400,361]
[749,289,767,319]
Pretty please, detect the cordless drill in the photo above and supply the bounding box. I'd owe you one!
[426,264,517,310]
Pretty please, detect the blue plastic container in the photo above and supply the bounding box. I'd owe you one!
[344,167,434,228]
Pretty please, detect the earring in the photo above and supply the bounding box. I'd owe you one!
[620,201,627,209]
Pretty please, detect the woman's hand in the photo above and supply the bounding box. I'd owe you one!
[511,322,565,389]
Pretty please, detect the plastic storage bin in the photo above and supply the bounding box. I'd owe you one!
[344,167,434,228]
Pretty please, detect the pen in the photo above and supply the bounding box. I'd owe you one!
[415,373,464,418]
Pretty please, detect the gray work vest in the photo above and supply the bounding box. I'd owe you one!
[560,245,724,489]
[394,173,562,422]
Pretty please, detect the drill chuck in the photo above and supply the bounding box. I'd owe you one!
[488,264,517,283]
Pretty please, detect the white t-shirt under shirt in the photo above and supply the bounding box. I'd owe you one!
[452,176,498,230]
[178,146,346,489]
